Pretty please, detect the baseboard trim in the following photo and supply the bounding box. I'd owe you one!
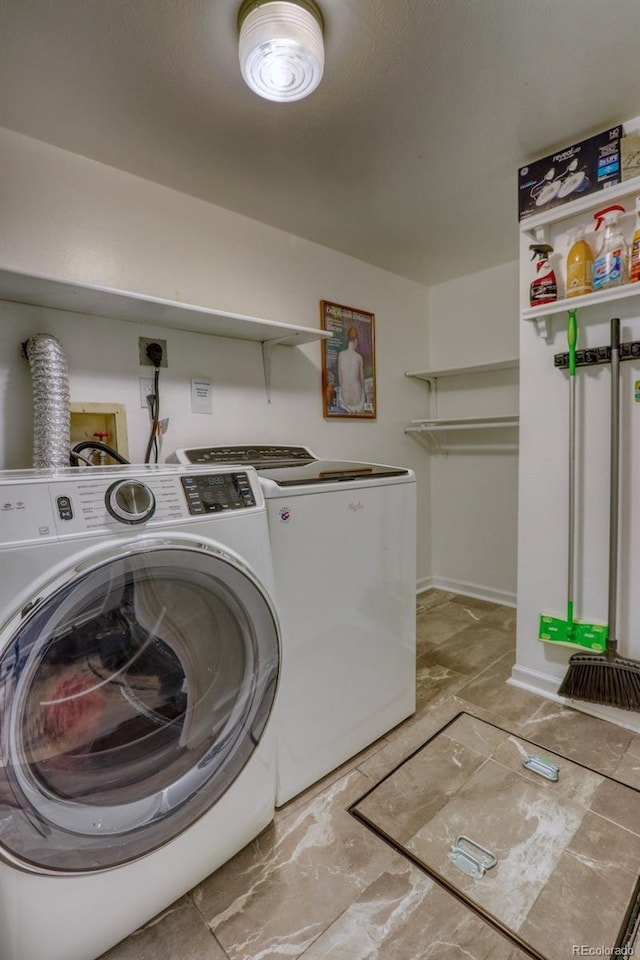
[509,663,640,734]
[417,576,516,609]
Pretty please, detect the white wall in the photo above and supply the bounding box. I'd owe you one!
[0,127,432,582]
[513,221,640,731]
[426,262,520,604]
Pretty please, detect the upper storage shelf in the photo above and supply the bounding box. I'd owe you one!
[0,267,332,346]
[520,172,640,339]
[520,172,640,236]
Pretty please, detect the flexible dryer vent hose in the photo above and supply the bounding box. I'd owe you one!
[22,333,71,468]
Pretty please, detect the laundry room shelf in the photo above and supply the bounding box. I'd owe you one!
[520,172,640,236]
[405,359,519,452]
[519,170,640,340]
[0,267,331,345]
[406,358,519,382]
[0,267,332,401]
[405,415,519,454]
[407,415,520,432]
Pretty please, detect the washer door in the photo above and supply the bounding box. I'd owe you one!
[0,538,279,874]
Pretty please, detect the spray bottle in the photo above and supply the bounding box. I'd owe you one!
[592,204,627,291]
[630,197,640,283]
[529,243,557,306]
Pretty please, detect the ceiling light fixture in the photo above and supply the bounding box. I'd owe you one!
[238,0,324,103]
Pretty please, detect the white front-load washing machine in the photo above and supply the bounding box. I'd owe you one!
[0,464,280,960]
[168,446,416,807]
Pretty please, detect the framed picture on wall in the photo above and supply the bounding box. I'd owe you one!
[320,301,377,419]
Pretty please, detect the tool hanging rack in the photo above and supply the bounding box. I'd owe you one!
[554,337,640,369]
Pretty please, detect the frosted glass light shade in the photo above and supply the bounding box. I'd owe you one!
[238,0,324,102]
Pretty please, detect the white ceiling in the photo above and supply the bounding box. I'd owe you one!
[0,0,639,287]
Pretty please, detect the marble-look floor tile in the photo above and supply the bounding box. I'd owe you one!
[442,712,509,756]
[415,656,469,713]
[456,654,546,725]
[416,588,452,613]
[420,624,516,677]
[448,594,501,615]
[490,734,603,807]
[589,776,640,835]
[479,604,517,634]
[416,603,490,649]
[193,771,400,960]
[405,757,586,931]
[613,747,640,788]
[567,809,640,880]
[298,863,525,960]
[518,701,634,775]
[357,700,466,783]
[98,896,227,960]
[518,845,636,959]
[355,734,487,844]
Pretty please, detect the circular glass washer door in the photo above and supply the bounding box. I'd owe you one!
[0,538,279,874]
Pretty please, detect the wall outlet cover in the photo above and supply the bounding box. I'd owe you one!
[138,337,168,367]
[139,377,155,408]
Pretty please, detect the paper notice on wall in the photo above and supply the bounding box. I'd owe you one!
[191,378,212,414]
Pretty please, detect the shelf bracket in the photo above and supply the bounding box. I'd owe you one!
[424,376,438,419]
[261,337,291,403]
[405,424,445,456]
[533,315,553,342]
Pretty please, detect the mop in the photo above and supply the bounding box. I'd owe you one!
[539,309,607,652]
[558,318,640,710]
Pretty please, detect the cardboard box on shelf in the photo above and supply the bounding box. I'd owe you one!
[622,133,640,182]
[518,125,622,221]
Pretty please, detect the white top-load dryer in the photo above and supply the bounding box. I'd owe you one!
[0,464,280,960]
[169,446,416,806]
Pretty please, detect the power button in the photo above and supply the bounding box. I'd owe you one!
[56,496,74,521]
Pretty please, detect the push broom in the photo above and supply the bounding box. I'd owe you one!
[539,309,607,652]
[558,317,640,710]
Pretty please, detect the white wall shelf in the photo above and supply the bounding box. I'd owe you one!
[405,360,519,453]
[405,416,519,455]
[406,358,519,382]
[519,172,640,340]
[520,173,640,236]
[0,267,332,401]
[408,415,520,432]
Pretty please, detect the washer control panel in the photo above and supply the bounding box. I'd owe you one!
[0,467,261,547]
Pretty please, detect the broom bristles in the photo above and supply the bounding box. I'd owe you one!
[558,653,640,711]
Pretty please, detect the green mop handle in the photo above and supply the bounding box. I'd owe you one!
[567,309,577,627]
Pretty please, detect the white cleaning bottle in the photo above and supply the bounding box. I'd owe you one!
[592,204,627,291]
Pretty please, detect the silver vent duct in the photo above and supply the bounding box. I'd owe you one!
[23,334,71,468]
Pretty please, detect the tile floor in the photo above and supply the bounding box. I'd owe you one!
[101,590,640,960]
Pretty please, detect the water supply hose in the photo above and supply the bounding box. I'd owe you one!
[22,333,71,468]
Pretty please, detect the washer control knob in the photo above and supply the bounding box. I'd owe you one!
[105,480,156,524]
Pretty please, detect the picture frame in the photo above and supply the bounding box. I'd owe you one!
[320,300,377,419]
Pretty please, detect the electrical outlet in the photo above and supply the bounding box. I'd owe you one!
[139,377,155,408]
[138,337,168,367]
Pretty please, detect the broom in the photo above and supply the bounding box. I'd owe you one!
[558,317,640,710]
